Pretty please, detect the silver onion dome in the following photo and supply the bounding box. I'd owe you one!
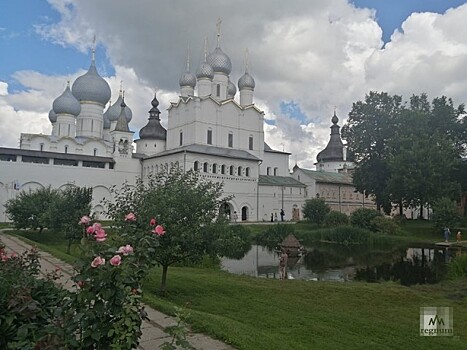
[72,61,111,106]
[103,113,111,129]
[179,71,196,88]
[48,109,57,123]
[238,72,255,90]
[104,94,133,123]
[207,47,232,75]
[227,80,236,97]
[52,85,81,116]
[196,62,214,79]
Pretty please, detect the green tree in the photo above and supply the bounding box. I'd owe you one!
[432,197,460,230]
[323,211,349,227]
[47,187,93,253]
[106,168,249,293]
[302,198,330,226]
[386,94,463,218]
[4,186,60,232]
[342,91,404,213]
[350,208,383,231]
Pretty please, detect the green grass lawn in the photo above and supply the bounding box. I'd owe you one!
[5,229,467,350]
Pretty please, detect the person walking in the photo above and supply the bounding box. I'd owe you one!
[279,249,288,280]
[280,209,285,222]
[443,226,451,242]
[457,231,462,243]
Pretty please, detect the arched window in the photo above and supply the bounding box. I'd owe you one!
[40,143,44,152]
[221,165,226,174]
[207,129,212,145]
[228,132,233,148]
[274,167,278,176]
[194,161,199,171]
[93,148,97,156]
[245,167,250,177]
[179,130,183,146]
[203,162,208,172]
[249,135,253,150]
[64,145,68,154]
[229,165,234,175]
[267,167,271,175]
[216,84,221,97]
[155,165,158,173]
[212,163,217,174]
[237,166,242,176]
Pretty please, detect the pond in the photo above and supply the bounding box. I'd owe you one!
[221,243,466,286]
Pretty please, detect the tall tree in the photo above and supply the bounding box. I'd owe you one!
[342,91,404,212]
[106,168,249,293]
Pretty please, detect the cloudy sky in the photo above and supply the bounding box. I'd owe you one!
[1,0,467,169]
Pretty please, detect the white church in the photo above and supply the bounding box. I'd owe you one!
[0,28,364,223]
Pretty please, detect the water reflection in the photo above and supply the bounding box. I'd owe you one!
[221,244,465,285]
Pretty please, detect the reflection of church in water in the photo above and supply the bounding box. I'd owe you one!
[0,23,369,222]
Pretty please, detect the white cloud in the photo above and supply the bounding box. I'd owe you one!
[1,0,467,170]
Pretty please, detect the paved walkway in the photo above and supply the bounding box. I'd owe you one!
[0,231,235,350]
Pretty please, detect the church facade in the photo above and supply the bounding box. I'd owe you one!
[0,26,378,223]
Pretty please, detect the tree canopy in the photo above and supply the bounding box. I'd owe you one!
[342,92,465,217]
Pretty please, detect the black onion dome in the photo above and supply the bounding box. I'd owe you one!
[138,93,167,140]
[316,112,344,162]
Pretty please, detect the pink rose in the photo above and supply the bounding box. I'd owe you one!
[79,215,91,225]
[10,252,18,258]
[77,280,85,288]
[91,256,105,268]
[1,254,8,262]
[94,228,107,242]
[153,225,166,236]
[86,223,102,235]
[86,226,95,235]
[150,217,157,226]
[117,244,134,255]
[125,213,136,222]
[109,255,122,266]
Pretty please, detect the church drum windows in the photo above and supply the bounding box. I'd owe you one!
[194,161,199,171]
[203,162,208,173]
[221,165,226,174]
[229,165,234,175]
[212,163,217,174]
[207,129,212,145]
[249,136,253,150]
[228,132,233,148]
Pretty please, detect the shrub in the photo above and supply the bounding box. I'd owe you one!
[370,216,400,235]
[324,211,349,227]
[350,208,383,231]
[432,197,460,230]
[302,198,331,226]
[0,244,69,349]
[448,254,467,279]
[255,224,295,250]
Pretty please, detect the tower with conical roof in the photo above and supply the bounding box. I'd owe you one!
[72,38,111,139]
[315,111,353,173]
[135,92,167,155]
[110,98,134,158]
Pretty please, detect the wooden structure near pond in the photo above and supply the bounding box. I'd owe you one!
[280,234,306,256]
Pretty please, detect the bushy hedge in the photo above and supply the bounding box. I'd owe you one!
[350,208,383,231]
[255,224,295,250]
[370,216,400,235]
[448,254,467,279]
[324,211,349,227]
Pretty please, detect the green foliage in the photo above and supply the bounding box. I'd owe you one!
[370,216,400,235]
[210,224,252,259]
[0,244,70,349]
[47,187,93,253]
[160,306,195,350]
[4,186,61,232]
[323,211,349,227]
[298,226,374,245]
[432,197,460,229]
[343,91,466,215]
[448,254,467,279]
[105,168,249,292]
[350,208,383,231]
[302,198,331,225]
[255,224,295,250]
